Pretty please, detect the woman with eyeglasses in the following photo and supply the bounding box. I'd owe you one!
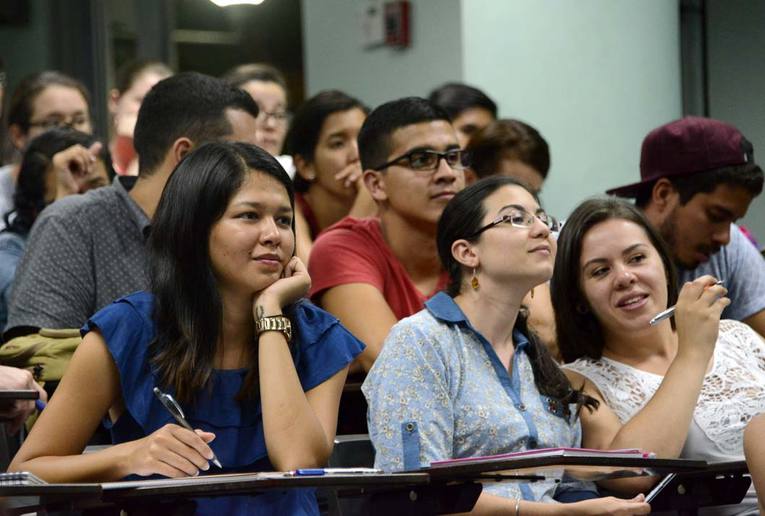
[363,177,650,514]
[552,197,764,511]
[1,71,93,230]
[223,63,290,159]
[0,127,113,330]
[283,90,376,264]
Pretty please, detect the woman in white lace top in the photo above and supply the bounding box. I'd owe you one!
[550,198,765,512]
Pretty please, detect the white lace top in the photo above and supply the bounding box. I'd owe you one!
[564,320,765,462]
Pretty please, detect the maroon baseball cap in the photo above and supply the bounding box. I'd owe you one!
[607,116,753,197]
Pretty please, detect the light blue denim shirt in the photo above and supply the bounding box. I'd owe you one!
[362,292,590,502]
[0,231,27,331]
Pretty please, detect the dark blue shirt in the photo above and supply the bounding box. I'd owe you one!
[82,291,365,515]
[0,231,26,331]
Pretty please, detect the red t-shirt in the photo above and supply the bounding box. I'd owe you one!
[295,192,320,240]
[308,216,448,320]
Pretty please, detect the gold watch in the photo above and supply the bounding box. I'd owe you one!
[255,315,292,343]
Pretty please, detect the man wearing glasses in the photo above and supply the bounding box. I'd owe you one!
[308,96,466,375]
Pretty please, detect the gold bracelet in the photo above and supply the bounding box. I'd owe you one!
[255,315,292,343]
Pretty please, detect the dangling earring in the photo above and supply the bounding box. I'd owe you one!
[530,288,535,299]
[471,268,479,291]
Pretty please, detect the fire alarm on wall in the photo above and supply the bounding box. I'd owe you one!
[384,1,410,48]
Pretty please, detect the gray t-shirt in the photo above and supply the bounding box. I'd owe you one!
[677,224,765,322]
[5,176,150,334]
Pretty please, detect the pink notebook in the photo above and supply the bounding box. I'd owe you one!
[429,447,655,468]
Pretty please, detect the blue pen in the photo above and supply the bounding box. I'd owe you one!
[294,467,382,476]
[295,469,326,476]
[35,399,46,412]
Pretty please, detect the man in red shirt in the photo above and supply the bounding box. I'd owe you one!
[309,97,466,372]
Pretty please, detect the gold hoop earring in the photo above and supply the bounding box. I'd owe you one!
[471,268,479,291]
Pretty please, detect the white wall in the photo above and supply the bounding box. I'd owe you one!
[302,0,463,106]
[302,0,683,220]
[706,0,765,241]
[461,1,682,219]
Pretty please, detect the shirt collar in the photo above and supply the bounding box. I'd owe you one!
[425,291,530,352]
[113,175,151,239]
[425,291,464,322]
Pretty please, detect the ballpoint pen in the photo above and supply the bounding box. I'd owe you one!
[292,467,382,476]
[153,387,223,468]
[648,279,724,326]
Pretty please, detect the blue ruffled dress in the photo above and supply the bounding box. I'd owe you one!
[81,291,365,515]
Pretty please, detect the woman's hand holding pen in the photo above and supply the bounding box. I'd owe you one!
[253,257,311,316]
[123,424,216,478]
[0,366,47,435]
[674,275,730,361]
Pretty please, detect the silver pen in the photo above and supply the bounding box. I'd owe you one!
[153,387,223,468]
[648,279,724,326]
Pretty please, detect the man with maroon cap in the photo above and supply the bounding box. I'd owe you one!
[608,116,765,336]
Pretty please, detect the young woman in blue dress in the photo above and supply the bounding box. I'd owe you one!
[10,142,364,515]
[363,176,650,514]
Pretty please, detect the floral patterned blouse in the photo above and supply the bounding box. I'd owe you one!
[362,292,592,502]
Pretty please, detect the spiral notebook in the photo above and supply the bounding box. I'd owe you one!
[0,471,47,486]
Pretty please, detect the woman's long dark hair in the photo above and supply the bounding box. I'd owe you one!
[148,142,295,403]
[3,128,113,234]
[551,197,678,364]
[437,176,598,416]
[283,90,368,193]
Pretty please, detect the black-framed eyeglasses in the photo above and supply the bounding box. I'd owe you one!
[29,114,91,131]
[470,206,560,237]
[373,148,469,173]
[257,109,290,124]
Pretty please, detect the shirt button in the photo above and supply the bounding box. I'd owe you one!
[515,403,526,412]
[405,422,415,432]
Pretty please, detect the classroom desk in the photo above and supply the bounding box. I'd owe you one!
[0,390,40,401]
[0,389,40,424]
[0,472,486,516]
[0,458,747,515]
[424,453,708,483]
[647,460,752,515]
[423,455,749,515]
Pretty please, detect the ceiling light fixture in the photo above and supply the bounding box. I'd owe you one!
[208,0,265,7]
